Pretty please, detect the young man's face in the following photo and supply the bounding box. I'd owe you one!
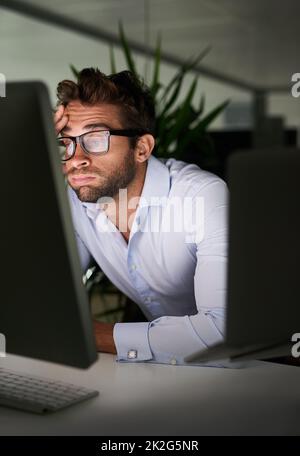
[61,100,137,203]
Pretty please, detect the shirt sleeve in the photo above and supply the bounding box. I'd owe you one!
[113,179,231,367]
[75,230,93,272]
[67,187,93,272]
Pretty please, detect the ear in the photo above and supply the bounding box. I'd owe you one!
[134,134,155,163]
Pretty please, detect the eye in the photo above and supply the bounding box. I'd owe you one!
[83,131,109,153]
[57,138,74,160]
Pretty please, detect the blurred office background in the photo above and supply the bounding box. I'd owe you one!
[0,0,299,321]
[0,1,299,134]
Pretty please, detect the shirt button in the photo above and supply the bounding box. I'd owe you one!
[130,264,137,271]
[145,297,152,303]
[127,349,138,359]
[170,358,177,365]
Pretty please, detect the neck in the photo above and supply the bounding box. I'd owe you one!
[102,161,147,241]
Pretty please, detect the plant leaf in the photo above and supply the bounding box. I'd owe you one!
[69,64,79,79]
[198,94,205,117]
[109,45,117,73]
[162,77,198,151]
[197,99,230,130]
[118,21,137,76]
[160,73,184,116]
[174,100,229,158]
[150,33,162,99]
[181,46,211,73]
[158,46,210,112]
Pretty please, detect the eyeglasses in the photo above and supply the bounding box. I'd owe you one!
[57,129,145,162]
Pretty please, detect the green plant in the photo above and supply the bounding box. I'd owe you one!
[111,23,229,164]
[70,23,228,167]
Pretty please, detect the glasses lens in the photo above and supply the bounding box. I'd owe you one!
[82,131,109,154]
[57,137,74,161]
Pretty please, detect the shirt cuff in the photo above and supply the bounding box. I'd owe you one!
[113,322,153,362]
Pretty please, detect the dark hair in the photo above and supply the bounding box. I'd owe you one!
[56,68,156,147]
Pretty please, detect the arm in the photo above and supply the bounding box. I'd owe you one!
[75,231,93,272]
[113,179,228,366]
[75,233,118,354]
[57,106,118,355]
[93,321,117,354]
[74,230,118,354]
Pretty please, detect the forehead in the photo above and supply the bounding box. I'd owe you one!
[64,101,123,129]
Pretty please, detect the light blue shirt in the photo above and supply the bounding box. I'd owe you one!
[68,155,229,366]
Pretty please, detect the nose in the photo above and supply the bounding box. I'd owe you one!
[70,143,91,169]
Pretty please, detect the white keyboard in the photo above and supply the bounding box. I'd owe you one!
[0,367,99,414]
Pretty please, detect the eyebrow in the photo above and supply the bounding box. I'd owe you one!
[60,122,111,135]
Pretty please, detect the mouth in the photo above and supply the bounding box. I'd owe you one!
[69,175,97,185]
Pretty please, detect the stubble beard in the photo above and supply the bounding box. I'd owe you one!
[69,153,137,203]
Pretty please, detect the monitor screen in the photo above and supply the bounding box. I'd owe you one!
[0,81,98,368]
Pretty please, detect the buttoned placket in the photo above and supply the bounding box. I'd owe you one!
[82,156,171,319]
[126,205,163,318]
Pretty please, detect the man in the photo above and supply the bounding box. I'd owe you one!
[54,68,228,366]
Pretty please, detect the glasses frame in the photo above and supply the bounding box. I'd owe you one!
[57,128,146,162]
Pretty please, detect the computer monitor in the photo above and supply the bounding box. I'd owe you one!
[185,146,300,363]
[0,81,98,369]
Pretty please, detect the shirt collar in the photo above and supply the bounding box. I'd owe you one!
[80,155,170,220]
[139,155,170,207]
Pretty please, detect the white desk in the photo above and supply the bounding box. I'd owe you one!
[0,353,299,436]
